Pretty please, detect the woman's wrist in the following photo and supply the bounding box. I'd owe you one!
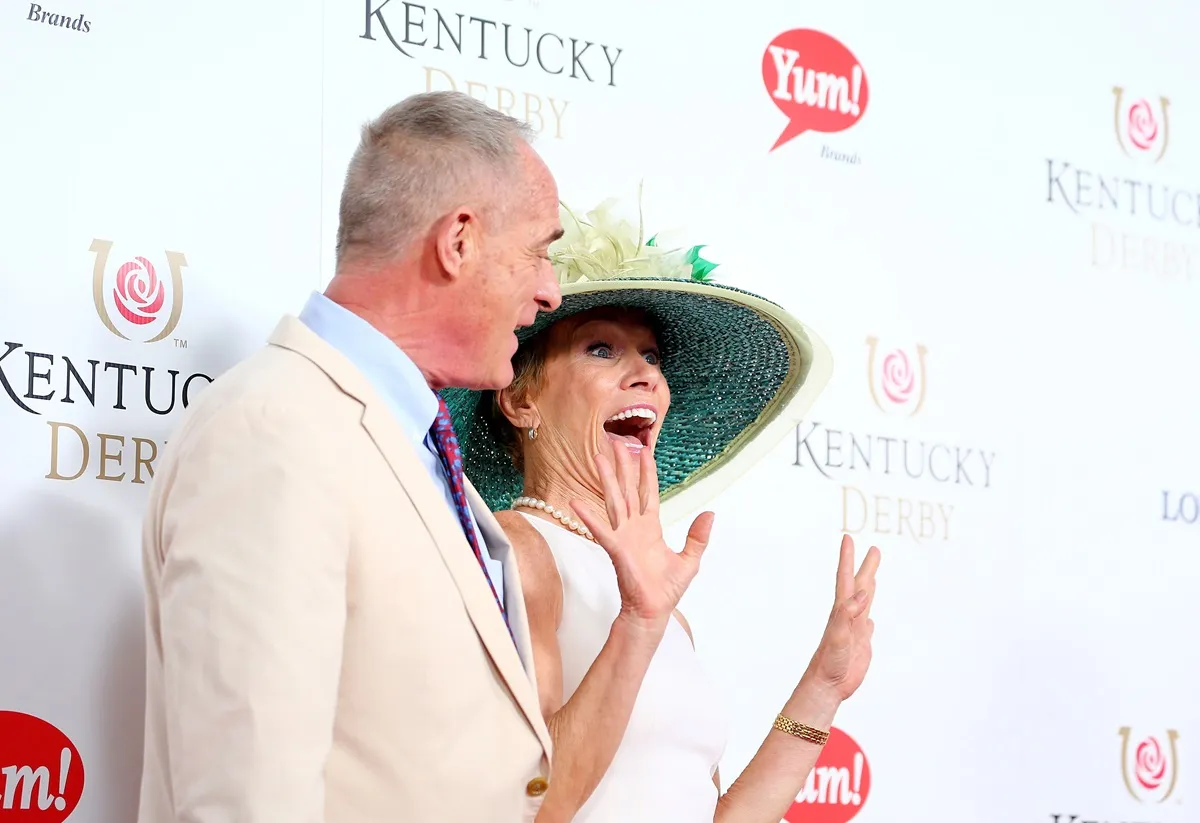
[612,609,671,647]
[781,670,843,730]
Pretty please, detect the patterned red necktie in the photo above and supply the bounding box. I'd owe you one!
[429,396,509,628]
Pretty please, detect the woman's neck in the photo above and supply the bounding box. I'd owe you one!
[519,459,608,535]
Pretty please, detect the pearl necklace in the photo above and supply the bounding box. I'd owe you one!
[511,496,596,542]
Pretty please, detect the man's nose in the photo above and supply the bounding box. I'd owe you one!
[535,260,562,312]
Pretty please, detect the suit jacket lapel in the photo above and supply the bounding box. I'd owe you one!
[468,482,538,684]
[267,317,551,753]
[466,480,552,753]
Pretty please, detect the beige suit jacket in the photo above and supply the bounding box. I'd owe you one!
[138,316,553,823]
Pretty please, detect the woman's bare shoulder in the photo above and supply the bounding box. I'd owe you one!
[494,510,547,553]
[494,511,561,594]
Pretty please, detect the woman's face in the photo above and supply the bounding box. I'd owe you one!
[518,308,670,476]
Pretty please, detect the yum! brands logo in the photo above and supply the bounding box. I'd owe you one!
[793,335,996,545]
[783,727,870,823]
[89,239,187,345]
[1119,727,1181,804]
[0,711,85,820]
[762,29,868,160]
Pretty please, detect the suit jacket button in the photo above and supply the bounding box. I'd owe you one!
[526,777,549,797]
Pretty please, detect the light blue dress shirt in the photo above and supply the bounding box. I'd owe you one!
[297,292,505,608]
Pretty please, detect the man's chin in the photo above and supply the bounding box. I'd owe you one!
[465,363,515,392]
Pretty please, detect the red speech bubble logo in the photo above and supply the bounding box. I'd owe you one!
[782,727,870,823]
[0,711,85,820]
[762,30,869,151]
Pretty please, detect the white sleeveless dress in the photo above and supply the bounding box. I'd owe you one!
[520,512,729,822]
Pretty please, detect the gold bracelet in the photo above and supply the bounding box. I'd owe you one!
[773,713,830,746]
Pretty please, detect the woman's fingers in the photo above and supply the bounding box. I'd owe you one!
[610,441,634,521]
[612,442,640,519]
[834,534,856,603]
[855,545,881,618]
[594,451,625,528]
[638,446,660,516]
[822,589,863,650]
[855,545,881,585]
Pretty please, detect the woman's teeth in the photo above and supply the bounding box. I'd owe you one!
[606,408,657,425]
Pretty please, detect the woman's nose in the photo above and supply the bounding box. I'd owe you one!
[622,356,659,390]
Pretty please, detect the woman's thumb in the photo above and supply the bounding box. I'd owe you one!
[680,511,715,561]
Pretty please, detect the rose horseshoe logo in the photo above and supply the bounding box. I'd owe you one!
[1119,727,1180,803]
[866,337,928,417]
[90,239,187,343]
[1113,87,1170,163]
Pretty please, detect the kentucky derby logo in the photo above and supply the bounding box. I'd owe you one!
[865,337,927,417]
[1119,726,1180,803]
[89,239,187,343]
[1113,87,1170,163]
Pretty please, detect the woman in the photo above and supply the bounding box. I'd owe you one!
[443,196,881,823]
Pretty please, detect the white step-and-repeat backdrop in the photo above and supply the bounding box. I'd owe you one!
[1,1,1196,821]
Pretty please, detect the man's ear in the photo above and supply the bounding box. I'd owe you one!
[497,385,538,430]
[434,206,479,280]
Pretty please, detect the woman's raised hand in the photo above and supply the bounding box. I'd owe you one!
[571,443,714,633]
[803,534,881,702]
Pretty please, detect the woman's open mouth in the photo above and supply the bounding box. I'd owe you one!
[602,406,657,452]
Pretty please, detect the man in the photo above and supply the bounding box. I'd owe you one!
[138,91,565,823]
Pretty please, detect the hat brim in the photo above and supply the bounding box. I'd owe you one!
[441,277,833,525]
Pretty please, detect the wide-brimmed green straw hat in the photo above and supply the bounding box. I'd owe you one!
[441,193,834,525]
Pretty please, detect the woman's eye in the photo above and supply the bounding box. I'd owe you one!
[644,352,660,366]
[587,343,614,358]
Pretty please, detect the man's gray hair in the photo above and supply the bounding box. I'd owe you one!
[335,91,536,268]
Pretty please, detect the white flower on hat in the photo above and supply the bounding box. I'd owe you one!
[551,183,717,285]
